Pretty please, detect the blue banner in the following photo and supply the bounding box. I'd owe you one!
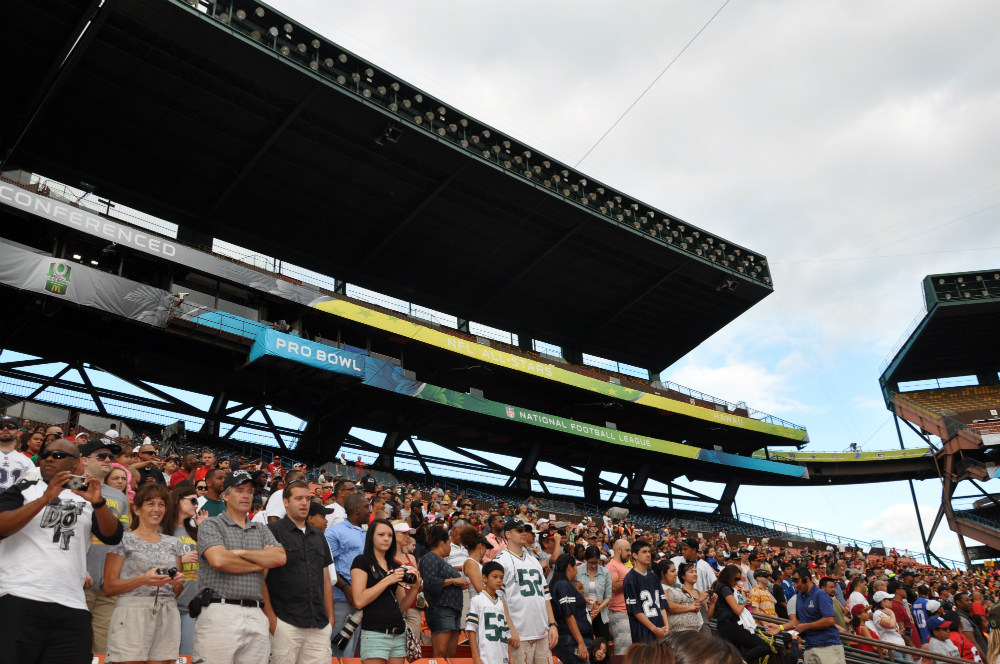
[249,329,365,378]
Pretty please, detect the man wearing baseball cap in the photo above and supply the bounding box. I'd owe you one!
[766,566,844,663]
[194,470,287,664]
[927,616,960,658]
[264,479,335,664]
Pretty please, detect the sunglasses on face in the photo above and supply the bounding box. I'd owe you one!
[195,485,207,491]
[0,423,18,431]
[183,496,198,505]
[40,450,79,460]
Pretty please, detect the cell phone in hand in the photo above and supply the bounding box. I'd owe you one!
[65,475,89,491]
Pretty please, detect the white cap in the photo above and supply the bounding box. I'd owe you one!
[925,600,941,613]
[392,522,416,534]
[873,591,893,603]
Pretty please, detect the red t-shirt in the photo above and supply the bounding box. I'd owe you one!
[891,600,914,637]
[267,463,283,478]
[193,465,210,484]
[950,631,980,661]
[972,602,986,617]
[169,469,190,487]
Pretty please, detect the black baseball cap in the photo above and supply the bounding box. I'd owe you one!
[0,416,19,428]
[473,537,495,550]
[78,437,122,456]
[681,537,699,549]
[309,502,334,517]
[503,519,526,532]
[223,470,254,490]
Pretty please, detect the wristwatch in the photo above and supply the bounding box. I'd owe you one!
[91,498,107,509]
[549,622,557,628]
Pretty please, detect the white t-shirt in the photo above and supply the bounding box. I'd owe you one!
[327,501,347,527]
[873,609,906,646]
[670,555,717,593]
[0,479,121,610]
[847,591,867,611]
[105,429,119,438]
[143,436,152,445]
[494,547,551,641]
[0,449,35,492]
[263,491,286,521]
[465,591,511,664]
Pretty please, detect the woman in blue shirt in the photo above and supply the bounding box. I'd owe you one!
[550,553,594,664]
[419,525,471,657]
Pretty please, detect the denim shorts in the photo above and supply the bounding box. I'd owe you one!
[359,629,407,659]
[425,605,463,634]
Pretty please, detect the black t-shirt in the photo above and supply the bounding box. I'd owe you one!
[715,584,738,623]
[772,584,788,619]
[363,476,377,492]
[351,555,405,632]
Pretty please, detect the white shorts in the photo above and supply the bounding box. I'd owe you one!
[106,595,180,662]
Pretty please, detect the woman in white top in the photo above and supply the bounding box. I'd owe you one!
[392,521,422,638]
[871,591,907,657]
[581,545,612,641]
[103,483,185,664]
[460,527,492,600]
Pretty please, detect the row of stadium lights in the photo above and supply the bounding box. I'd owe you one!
[200,0,770,284]
[938,274,1000,300]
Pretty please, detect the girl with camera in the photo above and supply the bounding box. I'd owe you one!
[103,482,185,664]
[351,517,422,664]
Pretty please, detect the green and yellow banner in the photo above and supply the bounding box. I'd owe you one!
[313,299,809,442]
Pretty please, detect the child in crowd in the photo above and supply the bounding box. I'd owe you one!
[467,561,519,664]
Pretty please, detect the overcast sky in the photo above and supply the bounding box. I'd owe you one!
[255,0,1000,562]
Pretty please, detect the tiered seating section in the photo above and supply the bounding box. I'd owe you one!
[902,384,1000,435]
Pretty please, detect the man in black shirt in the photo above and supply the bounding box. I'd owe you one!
[264,480,335,664]
[362,471,377,494]
[135,444,167,485]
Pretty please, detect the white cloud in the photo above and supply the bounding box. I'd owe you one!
[664,355,808,415]
[860,504,960,560]
[853,396,885,410]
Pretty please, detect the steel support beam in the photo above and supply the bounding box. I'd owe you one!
[407,439,432,479]
[376,416,406,469]
[223,407,257,440]
[2,0,120,171]
[893,415,931,563]
[582,455,603,505]
[76,364,107,415]
[626,462,651,508]
[511,443,541,492]
[357,163,468,271]
[23,365,73,401]
[588,261,691,338]
[200,391,227,436]
[206,84,321,217]
[477,212,583,313]
[713,480,740,516]
[258,407,287,450]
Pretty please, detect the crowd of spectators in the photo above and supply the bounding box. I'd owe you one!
[2,413,1000,663]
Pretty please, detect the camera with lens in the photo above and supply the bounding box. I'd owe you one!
[156,567,178,577]
[401,571,417,585]
[333,610,362,650]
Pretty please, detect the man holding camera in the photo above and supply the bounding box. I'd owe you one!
[0,437,124,662]
[326,492,371,656]
[263,480,335,664]
[194,469,287,664]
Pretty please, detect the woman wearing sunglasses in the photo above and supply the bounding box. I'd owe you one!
[194,481,207,496]
[163,482,209,656]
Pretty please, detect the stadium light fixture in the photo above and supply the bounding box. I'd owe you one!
[251,31,261,41]
[437,106,446,115]
[414,94,423,102]
[481,129,490,138]
[268,26,279,37]
[391,83,400,91]
[219,12,229,23]
[312,39,320,48]
[365,68,374,77]
[91,260,99,265]
[236,9,246,19]
[297,43,307,52]
[336,75,346,84]
[284,23,293,32]
[280,45,290,56]
[338,54,347,63]
[72,254,82,260]
[255,6,264,16]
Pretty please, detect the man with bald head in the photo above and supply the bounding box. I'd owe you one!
[0,437,123,661]
[607,539,633,654]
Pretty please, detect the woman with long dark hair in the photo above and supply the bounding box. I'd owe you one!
[665,562,707,632]
[350,518,422,664]
[580,545,611,641]
[419,525,470,657]
[711,564,771,661]
[161,481,208,655]
[550,553,594,664]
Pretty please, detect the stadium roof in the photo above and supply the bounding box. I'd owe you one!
[880,269,1000,395]
[2,0,774,373]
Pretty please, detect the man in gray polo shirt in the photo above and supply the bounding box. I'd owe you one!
[193,469,287,664]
